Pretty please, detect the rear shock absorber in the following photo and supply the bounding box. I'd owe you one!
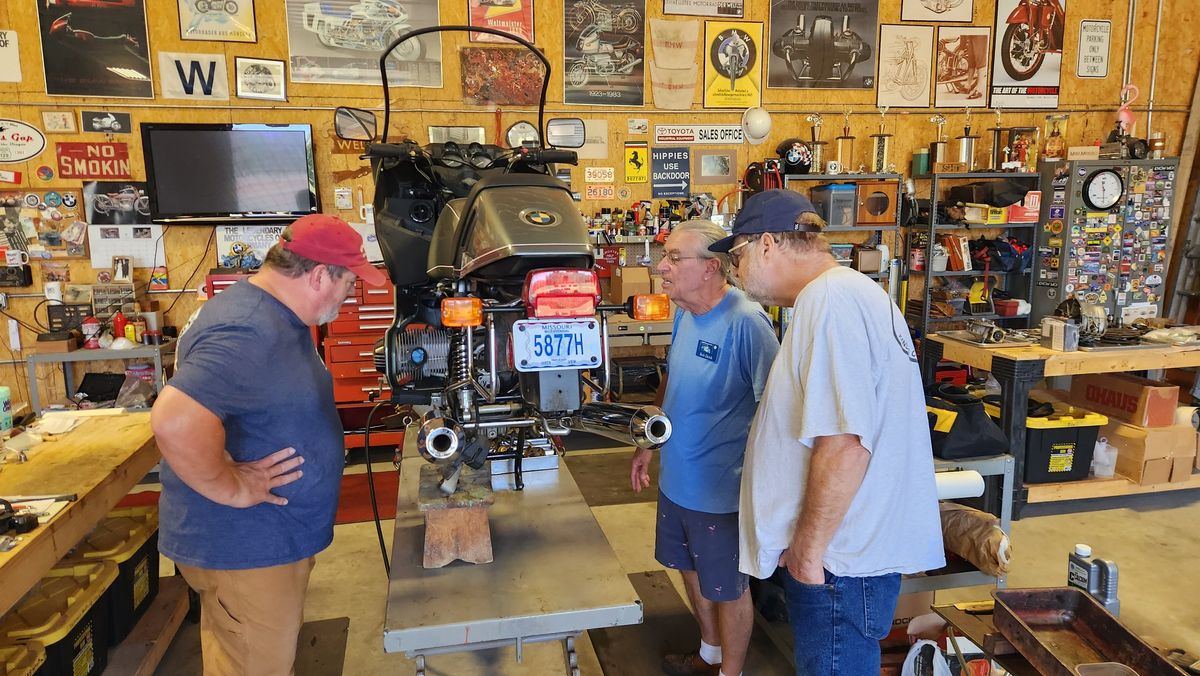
[448,329,475,421]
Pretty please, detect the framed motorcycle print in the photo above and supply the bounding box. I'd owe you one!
[36,0,153,98]
[934,26,990,108]
[178,0,257,43]
[703,20,762,108]
[988,0,1066,108]
[766,0,877,90]
[235,57,287,101]
[562,0,646,105]
[876,24,933,108]
[902,0,973,23]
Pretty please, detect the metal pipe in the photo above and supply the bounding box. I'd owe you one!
[486,314,498,403]
[574,402,672,449]
[476,402,523,417]
[1122,0,1136,88]
[462,418,538,430]
[1146,0,1165,136]
[599,314,611,398]
[416,414,464,464]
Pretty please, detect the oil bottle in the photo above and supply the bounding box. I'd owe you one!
[1068,544,1121,616]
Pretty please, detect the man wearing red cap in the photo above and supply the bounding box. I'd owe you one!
[152,215,385,676]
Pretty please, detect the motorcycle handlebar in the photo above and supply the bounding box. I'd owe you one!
[366,143,413,159]
[520,149,579,166]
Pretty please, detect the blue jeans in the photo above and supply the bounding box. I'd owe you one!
[782,568,901,675]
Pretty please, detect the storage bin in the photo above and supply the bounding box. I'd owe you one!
[994,299,1021,316]
[984,399,1108,483]
[809,183,857,227]
[60,507,160,646]
[0,561,117,676]
[0,642,44,676]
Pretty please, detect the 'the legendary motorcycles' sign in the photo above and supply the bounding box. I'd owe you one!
[56,142,132,179]
[654,124,744,145]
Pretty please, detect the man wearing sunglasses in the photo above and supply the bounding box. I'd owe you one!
[710,190,944,675]
[630,219,779,676]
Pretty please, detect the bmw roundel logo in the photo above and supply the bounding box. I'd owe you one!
[521,209,558,227]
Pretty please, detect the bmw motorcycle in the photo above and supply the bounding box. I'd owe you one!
[999,0,1065,81]
[567,24,643,88]
[337,26,671,491]
[771,14,872,85]
[302,0,423,62]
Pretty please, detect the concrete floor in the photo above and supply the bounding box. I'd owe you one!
[158,446,1200,674]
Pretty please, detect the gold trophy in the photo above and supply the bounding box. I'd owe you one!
[929,113,949,165]
[807,113,826,170]
[956,107,981,170]
[869,106,892,174]
[835,109,856,171]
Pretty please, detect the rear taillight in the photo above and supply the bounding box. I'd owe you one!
[523,269,601,318]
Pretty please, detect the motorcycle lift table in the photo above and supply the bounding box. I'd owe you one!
[384,441,643,675]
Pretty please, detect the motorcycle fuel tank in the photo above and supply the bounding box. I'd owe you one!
[428,175,593,281]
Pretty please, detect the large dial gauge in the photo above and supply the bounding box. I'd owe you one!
[1082,169,1125,210]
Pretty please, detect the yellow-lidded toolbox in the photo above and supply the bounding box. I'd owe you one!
[984,399,1108,483]
[0,642,44,676]
[60,507,159,647]
[0,561,117,676]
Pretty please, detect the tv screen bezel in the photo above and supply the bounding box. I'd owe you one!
[140,122,320,225]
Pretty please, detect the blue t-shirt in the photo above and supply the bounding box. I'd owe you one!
[159,281,344,570]
[659,286,779,514]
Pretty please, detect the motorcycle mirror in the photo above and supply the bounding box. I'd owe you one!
[545,118,586,149]
[335,107,377,142]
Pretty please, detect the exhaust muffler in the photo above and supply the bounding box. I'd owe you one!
[417,414,465,464]
[575,402,672,449]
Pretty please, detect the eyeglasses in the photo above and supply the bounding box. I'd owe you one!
[727,234,763,267]
[661,252,705,265]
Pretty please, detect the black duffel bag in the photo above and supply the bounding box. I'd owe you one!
[925,383,1010,459]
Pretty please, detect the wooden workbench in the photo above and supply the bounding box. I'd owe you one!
[921,335,1200,517]
[0,412,159,619]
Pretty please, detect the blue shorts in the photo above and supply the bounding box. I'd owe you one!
[654,493,748,602]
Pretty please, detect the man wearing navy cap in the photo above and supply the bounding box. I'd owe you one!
[711,190,944,674]
[153,215,385,675]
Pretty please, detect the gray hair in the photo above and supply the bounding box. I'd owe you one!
[673,219,733,280]
[262,225,351,279]
[772,211,833,255]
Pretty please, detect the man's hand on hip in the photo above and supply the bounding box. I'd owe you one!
[630,448,653,492]
[227,447,305,508]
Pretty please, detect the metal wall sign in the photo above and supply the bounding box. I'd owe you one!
[651,147,691,198]
[653,124,743,145]
[585,167,615,183]
[0,120,46,163]
[1077,20,1110,79]
[56,143,132,179]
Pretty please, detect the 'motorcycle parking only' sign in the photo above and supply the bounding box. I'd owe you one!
[651,147,691,198]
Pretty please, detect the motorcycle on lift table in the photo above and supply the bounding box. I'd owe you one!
[335,26,672,493]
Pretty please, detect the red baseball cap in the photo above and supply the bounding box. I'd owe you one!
[279,214,386,287]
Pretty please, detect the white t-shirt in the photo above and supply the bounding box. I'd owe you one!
[739,265,945,579]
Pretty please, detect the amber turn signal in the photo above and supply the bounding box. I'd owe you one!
[631,293,671,321]
[441,297,483,327]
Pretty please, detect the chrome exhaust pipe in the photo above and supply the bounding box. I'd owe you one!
[417,414,464,464]
[575,402,672,449]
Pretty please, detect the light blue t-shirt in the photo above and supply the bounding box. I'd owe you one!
[659,286,779,514]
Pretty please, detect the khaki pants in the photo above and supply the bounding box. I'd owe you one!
[176,557,316,676]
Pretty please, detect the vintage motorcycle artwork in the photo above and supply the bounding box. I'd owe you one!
[567,24,643,88]
[302,0,423,62]
[567,0,641,34]
[193,0,240,13]
[93,186,150,216]
[881,36,928,103]
[338,26,671,492]
[936,31,988,100]
[771,14,872,85]
[1000,0,1065,81]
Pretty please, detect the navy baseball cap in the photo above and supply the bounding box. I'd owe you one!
[709,189,820,253]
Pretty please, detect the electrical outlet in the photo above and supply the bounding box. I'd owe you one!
[0,292,6,310]
[7,319,18,352]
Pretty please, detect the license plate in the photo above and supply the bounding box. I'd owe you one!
[511,319,602,372]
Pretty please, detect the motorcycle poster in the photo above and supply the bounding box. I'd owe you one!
[766,0,877,90]
[36,0,153,98]
[216,225,284,270]
[901,0,973,23]
[933,26,989,108]
[81,111,132,135]
[989,0,1066,109]
[703,21,762,109]
[83,181,151,226]
[877,24,933,108]
[285,0,443,87]
[562,0,646,106]
[178,0,257,43]
[468,0,534,44]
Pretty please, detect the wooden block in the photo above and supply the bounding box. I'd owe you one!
[102,576,190,676]
[417,463,494,511]
[423,506,493,568]
[983,630,1018,656]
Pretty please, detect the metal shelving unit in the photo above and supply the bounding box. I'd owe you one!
[906,172,1041,339]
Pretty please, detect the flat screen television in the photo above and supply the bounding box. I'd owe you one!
[141,123,319,224]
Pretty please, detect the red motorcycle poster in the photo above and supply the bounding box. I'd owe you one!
[563,0,646,106]
[989,0,1066,109]
[765,0,877,90]
[468,0,534,44]
[36,0,153,98]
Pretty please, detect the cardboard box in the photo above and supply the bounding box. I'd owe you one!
[35,337,77,353]
[1117,456,1173,485]
[608,266,651,304]
[1104,421,1195,485]
[1171,455,1194,483]
[884,591,935,643]
[1069,373,1178,427]
[852,247,883,273]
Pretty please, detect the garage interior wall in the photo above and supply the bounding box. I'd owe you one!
[1,0,1198,407]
